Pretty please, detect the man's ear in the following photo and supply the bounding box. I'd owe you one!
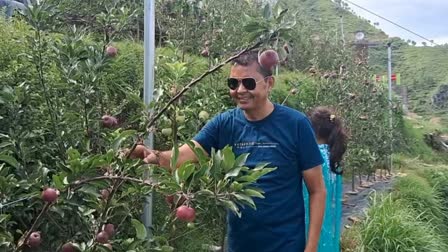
[268,76,275,91]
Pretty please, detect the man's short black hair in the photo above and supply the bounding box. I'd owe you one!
[232,50,273,77]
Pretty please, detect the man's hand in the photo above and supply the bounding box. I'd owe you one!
[128,145,151,159]
[126,141,206,170]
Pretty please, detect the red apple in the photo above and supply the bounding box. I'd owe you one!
[258,49,279,71]
[27,232,42,248]
[100,189,110,200]
[165,195,174,206]
[103,224,115,237]
[101,115,118,128]
[201,48,209,57]
[165,194,186,208]
[61,242,76,252]
[176,205,195,222]
[106,46,118,57]
[96,231,109,244]
[41,188,59,203]
[283,43,290,54]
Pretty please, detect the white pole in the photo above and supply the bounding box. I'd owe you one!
[143,0,155,239]
[387,43,393,174]
[340,15,345,46]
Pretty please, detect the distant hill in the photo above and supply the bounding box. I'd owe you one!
[280,0,448,121]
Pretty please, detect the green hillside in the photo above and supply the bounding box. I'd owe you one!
[395,46,448,117]
[280,0,387,41]
[284,0,448,121]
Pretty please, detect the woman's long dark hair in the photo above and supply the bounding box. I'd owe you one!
[309,107,348,174]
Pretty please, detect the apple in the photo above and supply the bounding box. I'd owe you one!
[201,48,209,57]
[103,224,115,237]
[161,128,172,136]
[41,188,59,203]
[165,194,186,208]
[176,115,186,124]
[198,111,209,121]
[96,231,109,244]
[283,43,289,54]
[106,46,118,57]
[61,242,76,252]
[176,205,195,222]
[101,115,118,128]
[258,49,279,71]
[27,232,42,248]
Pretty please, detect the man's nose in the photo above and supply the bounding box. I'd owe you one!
[236,81,247,93]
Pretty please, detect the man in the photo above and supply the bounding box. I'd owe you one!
[132,51,326,252]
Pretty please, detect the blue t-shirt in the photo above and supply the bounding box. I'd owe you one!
[193,103,323,252]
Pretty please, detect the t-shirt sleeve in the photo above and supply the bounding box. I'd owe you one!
[297,117,324,171]
[193,114,220,155]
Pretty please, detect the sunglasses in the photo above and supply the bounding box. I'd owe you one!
[227,77,270,91]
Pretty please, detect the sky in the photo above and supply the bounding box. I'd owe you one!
[344,0,448,46]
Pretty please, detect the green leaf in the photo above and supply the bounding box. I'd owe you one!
[234,193,256,209]
[177,162,195,182]
[276,8,289,22]
[234,153,249,168]
[0,214,11,223]
[186,141,208,167]
[131,219,147,240]
[243,21,262,32]
[263,3,272,19]
[243,189,265,198]
[170,145,180,170]
[225,167,242,180]
[230,181,243,191]
[52,175,64,190]
[0,141,12,149]
[196,189,215,197]
[0,154,19,169]
[161,245,175,252]
[66,148,80,161]
[112,130,137,151]
[210,148,223,180]
[0,164,9,177]
[236,175,256,183]
[222,146,235,171]
[220,199,240,217]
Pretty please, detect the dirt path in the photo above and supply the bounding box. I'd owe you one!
[341,174,395,228]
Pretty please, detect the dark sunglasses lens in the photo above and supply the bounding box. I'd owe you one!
[242,78,256,90]
[227,78,239,90]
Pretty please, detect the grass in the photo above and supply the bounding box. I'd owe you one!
[342,159,448,251]
[393,175,447,229]
[353,193,448,252]
[397,118,448,163]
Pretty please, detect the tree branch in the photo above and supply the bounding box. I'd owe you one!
[126,41,263,158]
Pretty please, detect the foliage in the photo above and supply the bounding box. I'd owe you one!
[1,0,434,251]
[356,193,448,252]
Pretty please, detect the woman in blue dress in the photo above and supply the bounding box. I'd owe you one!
[304,107,348,252]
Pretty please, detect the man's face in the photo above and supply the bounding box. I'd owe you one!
[228,62,273,111]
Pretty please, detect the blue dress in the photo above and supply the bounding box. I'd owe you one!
[303,144,343,252]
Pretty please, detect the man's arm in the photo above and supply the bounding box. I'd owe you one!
[303,165,326,252]
[130,140,206,171]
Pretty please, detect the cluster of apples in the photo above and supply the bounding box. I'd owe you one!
[26,187,116,251]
